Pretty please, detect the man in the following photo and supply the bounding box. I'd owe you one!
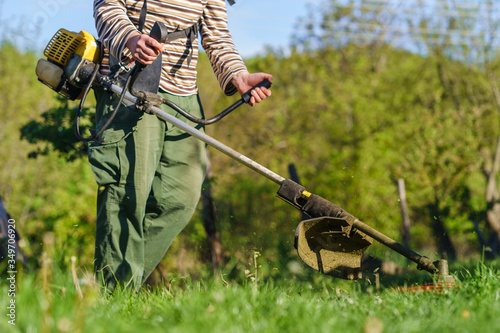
[90,0,272,291]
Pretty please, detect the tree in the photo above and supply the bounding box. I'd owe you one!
[288,0,500,259]
[413,0,500,257]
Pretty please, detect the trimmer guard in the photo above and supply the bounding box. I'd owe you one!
[294,217,373,280]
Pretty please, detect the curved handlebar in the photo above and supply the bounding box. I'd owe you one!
[165,78,273,125]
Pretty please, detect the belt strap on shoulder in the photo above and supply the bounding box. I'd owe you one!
[165,20,200,67]
[138,0,148,33]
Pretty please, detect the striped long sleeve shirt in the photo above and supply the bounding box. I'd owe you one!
[94,0,247,96]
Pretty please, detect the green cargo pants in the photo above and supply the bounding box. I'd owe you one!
[88,87,206,291]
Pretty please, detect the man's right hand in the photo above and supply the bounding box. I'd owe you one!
[126,32,164,65]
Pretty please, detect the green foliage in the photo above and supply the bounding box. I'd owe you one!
[201,41,493,263]
[0,42,96,268]
[21,96,95,161]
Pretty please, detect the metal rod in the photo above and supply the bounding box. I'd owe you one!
[352,219,439,274]
[107,83,441,276]
[109,84,285,185]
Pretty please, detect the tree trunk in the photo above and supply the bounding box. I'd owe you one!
[472,220,487,252]
[429,200,456,261]
[201,151,224,271]
[484,136,500,255]
[482,74,500,256]
[485,204,500,256]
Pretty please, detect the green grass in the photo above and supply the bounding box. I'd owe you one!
[1,260,500,333]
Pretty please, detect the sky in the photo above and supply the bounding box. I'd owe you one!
[0,0,315,58]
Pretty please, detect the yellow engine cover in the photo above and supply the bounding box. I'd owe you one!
[75,30,101,63]
[44,29,100,66]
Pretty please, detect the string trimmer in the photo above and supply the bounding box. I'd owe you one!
[35,23,454,285]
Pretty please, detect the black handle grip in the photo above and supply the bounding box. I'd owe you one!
[135,22,168,70]
[150,21,169,43]
[241,79,272,104]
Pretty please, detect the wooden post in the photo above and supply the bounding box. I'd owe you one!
[397,178,411,248]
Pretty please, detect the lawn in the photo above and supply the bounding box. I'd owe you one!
[1,260,499,333]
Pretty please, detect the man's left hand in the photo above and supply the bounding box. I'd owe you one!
[231,71,273,106]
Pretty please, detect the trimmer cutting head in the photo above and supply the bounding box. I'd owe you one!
[294,217,373,280]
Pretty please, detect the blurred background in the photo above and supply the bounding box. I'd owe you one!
[2,0,500,283]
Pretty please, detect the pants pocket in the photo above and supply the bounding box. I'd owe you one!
[88,126,136,186]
